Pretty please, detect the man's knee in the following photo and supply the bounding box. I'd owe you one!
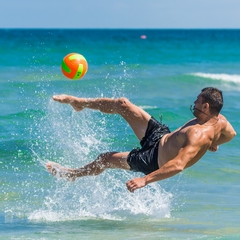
[95,152,111,167]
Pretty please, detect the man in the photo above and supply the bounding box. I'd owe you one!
[46,87,236,193]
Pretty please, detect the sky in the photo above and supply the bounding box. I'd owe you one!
[0,0,239,29]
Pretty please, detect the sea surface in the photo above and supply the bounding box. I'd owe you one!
[0,29,240,240]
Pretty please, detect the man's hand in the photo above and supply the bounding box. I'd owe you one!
[208,145,219,152]
[126,177,147,193]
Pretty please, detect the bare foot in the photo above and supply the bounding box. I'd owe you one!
[46,161,76,181]
[52,95,84,112]
[52,94,74,103]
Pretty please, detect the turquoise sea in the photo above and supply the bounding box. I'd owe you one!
[0,29,240,239]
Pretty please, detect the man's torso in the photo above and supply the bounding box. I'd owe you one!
[158,115,226,168]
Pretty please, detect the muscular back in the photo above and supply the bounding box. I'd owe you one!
[158,114,233,169]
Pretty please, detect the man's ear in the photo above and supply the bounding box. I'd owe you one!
[204,102,210,109]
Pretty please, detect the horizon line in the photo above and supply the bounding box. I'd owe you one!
[1,27,240,30]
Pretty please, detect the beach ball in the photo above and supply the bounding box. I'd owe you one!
[61,53,88,80]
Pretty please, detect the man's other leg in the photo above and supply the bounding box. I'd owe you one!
[46,152,130,180]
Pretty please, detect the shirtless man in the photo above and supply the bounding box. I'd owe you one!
[46,87,236,193]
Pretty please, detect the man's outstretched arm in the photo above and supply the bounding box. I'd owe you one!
[126,129,209,192]
[126,158,184,192]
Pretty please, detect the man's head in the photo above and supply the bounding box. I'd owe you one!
[200,87,223,114]
[192,87,223,118]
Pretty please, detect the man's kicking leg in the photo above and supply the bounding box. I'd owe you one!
[52,95,151,140]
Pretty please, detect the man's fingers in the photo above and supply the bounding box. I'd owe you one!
[208,145,219,152]
[126,177,146,193]
[126,180,136,193]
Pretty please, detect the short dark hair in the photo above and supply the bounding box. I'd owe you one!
[201,87,223,114]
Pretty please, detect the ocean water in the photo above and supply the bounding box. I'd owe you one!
[0,29,240,239]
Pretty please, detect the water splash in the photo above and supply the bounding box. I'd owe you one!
[28,98,172,221]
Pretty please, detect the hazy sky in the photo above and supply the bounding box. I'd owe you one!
[0,0,239,29]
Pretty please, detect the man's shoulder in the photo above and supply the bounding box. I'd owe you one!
[185,125,212,145]
[218,114,228,127]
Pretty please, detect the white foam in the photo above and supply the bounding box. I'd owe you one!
[191,72,240,83]
[28,178,172,222]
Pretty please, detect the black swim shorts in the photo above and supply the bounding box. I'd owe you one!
[127,117,171,175]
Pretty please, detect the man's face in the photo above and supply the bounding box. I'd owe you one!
[193,94,204,117]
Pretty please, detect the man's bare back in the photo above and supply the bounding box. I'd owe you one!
[46,87,236,192]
